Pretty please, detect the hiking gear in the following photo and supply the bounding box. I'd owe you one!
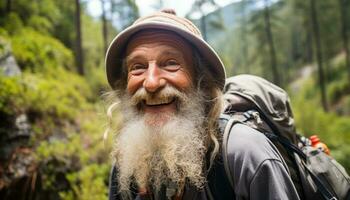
[212,113,300,200]
[220,74,350,200]
[105,10,225,90]
[310,135,330,155]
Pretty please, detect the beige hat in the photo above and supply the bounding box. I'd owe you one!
[105,10,226,89]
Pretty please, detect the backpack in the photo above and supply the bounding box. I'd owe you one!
[219,74,350,200]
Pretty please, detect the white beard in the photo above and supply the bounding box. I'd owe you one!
[112,86,207,193]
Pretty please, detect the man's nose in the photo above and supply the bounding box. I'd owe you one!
[143,63,166,93]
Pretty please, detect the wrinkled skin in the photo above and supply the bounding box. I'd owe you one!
[125,30,195,126]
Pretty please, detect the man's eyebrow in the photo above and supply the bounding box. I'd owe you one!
[160,50,183,58]
[125,54,144,63]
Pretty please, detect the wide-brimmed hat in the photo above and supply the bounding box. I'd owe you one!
[105,10,226,89]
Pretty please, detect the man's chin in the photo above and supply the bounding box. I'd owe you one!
[144,112,174,127]
[142,102,177,127]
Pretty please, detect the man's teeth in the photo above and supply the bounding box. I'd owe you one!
[145,97,174,106]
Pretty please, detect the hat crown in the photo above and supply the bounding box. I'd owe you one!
[133,11,203,38]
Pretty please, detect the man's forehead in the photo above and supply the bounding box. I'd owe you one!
[125,30,194,54]
[126,50,184,62]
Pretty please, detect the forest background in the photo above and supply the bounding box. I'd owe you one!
[0,0,349,199]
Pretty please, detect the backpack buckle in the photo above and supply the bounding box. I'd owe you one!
[244,110,262,124]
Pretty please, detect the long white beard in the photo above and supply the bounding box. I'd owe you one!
[113,86,207,193]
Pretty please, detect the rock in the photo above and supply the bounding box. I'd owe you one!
[0,113,33,190]
[13,114,31,138]
[0,37,21,76]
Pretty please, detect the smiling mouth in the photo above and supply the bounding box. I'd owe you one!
[143,97,176,106]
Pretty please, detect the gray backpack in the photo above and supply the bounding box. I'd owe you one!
[221,75,350,200]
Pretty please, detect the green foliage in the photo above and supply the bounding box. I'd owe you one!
[60,164,109,200]
[35,108,110,199]
[0,12,24,34]
[291,68,350,172]
[11,28,74,72]
[27,15,53,34]
[25,69,92,118]
[0,1,115,199]
[0,68,91,119]
[81,13,113,95]
[326,54,350,105]
[0,0,59,32]
[0,75,26,114]
[293,96,350,172]
[85,66,109,101]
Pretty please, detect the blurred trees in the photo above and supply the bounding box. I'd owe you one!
[187,0,224,41]
[101,0,108,53]
[309,0,328,111]
[240,0,250,73]
[208,0,350,172]
[75,0,84,75]
[263,0,279,86]
[0,0,121,199]
[110,0,139,30]
[214,0,350,106]
[339,0,350,82]
[239,0,283,85]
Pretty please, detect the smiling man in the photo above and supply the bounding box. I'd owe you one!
[105,9,300,200]
[105,9,224,199]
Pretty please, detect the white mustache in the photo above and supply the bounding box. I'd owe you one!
[130,86,188,107]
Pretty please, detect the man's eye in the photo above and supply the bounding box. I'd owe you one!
[165,60,179,66]
[163,60,181,71]
[129,64,146,75]
[130,64,146,71]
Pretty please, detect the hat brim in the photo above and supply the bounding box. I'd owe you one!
[105,21,226,90]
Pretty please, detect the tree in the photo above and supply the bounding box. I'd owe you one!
[309,0,328,111]
[188,0,208,40]
[101,0,108,54]
[110,0,139,30]
[240,0,249,73]
[339,0,350,83]
[187,0,223,41]
[263,0,279,86]
[75,0,84,75]
[6,0,11,13]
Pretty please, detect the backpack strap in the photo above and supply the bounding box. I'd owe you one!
[303,162,338,200]
[203,112,249,200]
[109,165,119,200]
[264,133,338,200]
[219,112,252,190]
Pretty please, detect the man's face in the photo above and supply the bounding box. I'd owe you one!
[113,31,207,191]
[125,30,195,125]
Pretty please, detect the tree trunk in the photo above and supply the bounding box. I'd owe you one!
[75,0,84,75]
[6,0,11,13]
[339,0,350,84]
[241,0,249,73]
[306,28,314,63]
[310,0,328,111]
[263,0,280,86]
[101,0,108,54]
[200,10,207,41]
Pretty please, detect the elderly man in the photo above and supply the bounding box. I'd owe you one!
[105,10,300,200]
